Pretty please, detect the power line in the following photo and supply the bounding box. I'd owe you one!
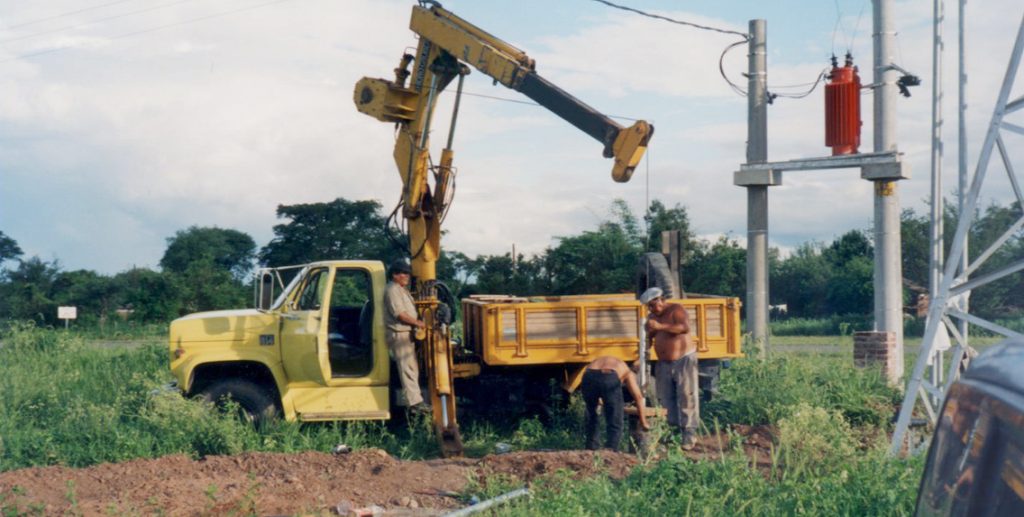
[4,0,139,31]
[2,0,201,44]
[719,39,747,97]
[436,87,643,122]
[589,0,749,40]
[2,0,293,63]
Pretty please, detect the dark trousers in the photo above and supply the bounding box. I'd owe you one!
[581,369,624,450]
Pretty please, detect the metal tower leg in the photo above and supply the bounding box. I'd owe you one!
[890,12,1024,455]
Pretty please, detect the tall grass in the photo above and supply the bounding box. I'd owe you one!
[494,444,923,516]
[705,352,902,427]
[0,322,445,470]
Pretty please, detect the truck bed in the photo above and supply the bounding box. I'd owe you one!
[461,293,742,367]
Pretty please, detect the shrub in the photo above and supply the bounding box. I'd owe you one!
[777,403,856,474]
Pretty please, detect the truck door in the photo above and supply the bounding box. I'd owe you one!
[281,263,391,421]
[280,267,332,385]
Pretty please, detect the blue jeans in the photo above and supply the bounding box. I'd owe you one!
[581,369,624,450]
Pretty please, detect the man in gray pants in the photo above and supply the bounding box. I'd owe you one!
[641,287,700,450]
[384,259,428,415]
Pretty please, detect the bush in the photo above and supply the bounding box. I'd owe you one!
[778,403,856,473]
[704,355,901,428]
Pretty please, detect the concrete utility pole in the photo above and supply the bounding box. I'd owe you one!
[872,0,905,368]
[745,19,769,358]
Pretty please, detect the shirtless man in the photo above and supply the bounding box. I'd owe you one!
[640,286,699,450]
[581,356,650,450]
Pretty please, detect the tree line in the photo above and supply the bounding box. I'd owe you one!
[0,197,1020,328]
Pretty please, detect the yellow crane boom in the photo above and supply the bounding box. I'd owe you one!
[354,0,653,456]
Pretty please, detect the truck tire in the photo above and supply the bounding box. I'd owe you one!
[636,252,680,299]
[199,378,280,427]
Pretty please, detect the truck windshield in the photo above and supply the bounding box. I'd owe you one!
[270,266,309,310]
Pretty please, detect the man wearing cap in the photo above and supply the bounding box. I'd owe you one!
[640,286,699,450]
[384,259,428,414]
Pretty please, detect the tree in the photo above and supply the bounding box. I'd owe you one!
[259,198,399,267]
[773,242,831,317]
[52,270,119,325]
[645,200,697,264]
[544,200,644,294]
[176,260,249,314]
[113,268,183,322]
[684,236,746,297]
[161,226,256,281]
[0,230,23,267]
[901,209,931,298]
[2,257,61,324]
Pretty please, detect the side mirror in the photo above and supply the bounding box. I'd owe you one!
[258,273,274,310]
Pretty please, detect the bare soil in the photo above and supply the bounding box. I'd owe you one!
[0,426,775,516]
[0,449,637,516]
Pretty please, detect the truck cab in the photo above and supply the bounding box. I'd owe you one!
[169,260,391,423]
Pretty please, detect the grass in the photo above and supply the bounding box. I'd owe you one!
[0,322,928,515]
[493,446,924,516]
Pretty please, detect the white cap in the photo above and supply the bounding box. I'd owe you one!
[639,287,663,305]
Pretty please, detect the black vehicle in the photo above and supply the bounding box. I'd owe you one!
[916,339,1024,516]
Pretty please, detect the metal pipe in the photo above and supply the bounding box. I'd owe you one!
[441,394,449,427]
[443,488,530,517]
[957,0,969,349]
[745,19,769,358]
[929,0,945,401]
[445,73,465,150]
[638,317,648,388]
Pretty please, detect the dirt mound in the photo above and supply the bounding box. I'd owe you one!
[478,450,639,484]
[0,432,767,515]
[0,449,472,516]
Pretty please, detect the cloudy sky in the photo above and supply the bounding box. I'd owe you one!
[1,0,1022,274]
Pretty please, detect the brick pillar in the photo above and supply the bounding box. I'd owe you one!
[853,331,902,385]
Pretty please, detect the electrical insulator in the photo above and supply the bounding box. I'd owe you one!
[825,54,861,156]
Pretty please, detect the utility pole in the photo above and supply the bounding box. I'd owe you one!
[872,0,905,373]
[929,0,945,398]
[745,19,769,358]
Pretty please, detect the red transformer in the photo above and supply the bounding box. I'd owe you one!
[825,54,861,156]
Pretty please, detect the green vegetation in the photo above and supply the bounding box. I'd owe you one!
[494,444,923,516]
[1,324,927,515]
[705,352,901,427]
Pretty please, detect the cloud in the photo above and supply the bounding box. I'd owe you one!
[0,0,1022,277]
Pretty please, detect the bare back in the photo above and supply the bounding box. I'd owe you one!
[585,356,647,428]
[586,356,630,377]
[651,302,694,361]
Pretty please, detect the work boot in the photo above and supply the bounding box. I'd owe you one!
[407,402,432,417]
[681,431,697,451]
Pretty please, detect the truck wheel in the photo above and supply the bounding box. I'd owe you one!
[637,252,681,299]
[199,378,280,427]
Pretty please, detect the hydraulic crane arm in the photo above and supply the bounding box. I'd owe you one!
[354,1,653,457]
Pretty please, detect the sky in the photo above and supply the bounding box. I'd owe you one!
[1,0,1022,275]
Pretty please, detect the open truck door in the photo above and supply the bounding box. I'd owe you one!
[279,263,390,422]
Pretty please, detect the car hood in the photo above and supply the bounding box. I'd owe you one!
[170,309,278,345]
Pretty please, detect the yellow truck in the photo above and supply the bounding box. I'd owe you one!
[168,260,742,429]
[170,2,730,456]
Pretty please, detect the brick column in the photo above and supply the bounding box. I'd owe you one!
[853,331,902,385]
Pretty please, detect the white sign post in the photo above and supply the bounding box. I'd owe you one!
[58,306,77,330]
